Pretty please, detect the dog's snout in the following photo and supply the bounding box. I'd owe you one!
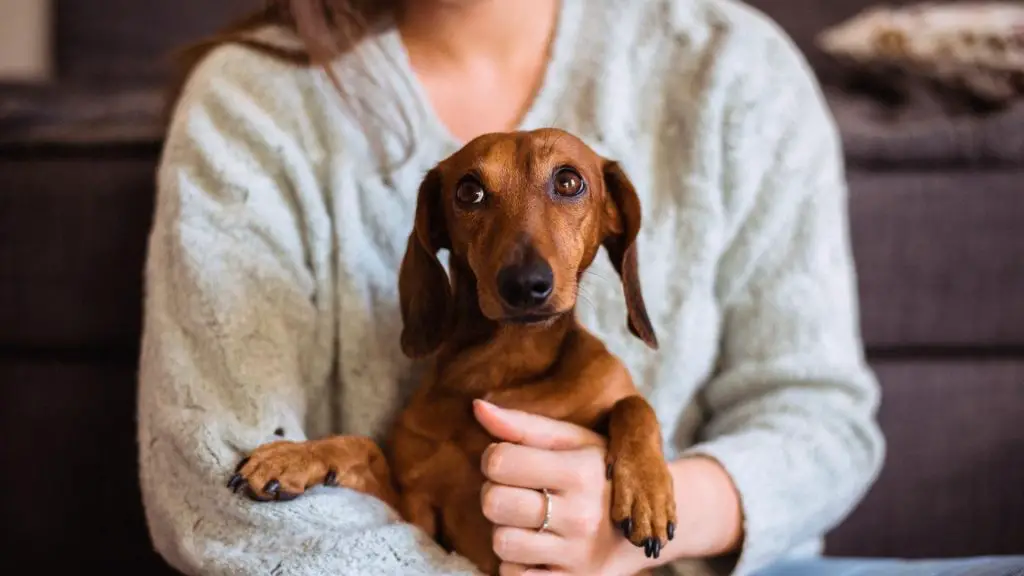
[497,259,554,310]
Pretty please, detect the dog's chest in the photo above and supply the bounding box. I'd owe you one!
[394,351,557,489]
[394,391,492,497]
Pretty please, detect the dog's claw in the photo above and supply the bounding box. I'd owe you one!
[606,462,614,480]
[607,447,675,554]
[227,473,245,491]
[242,485,263,501]
[324,470,338,486]
[263,479,280,497]
[620,517,633,539]
[641,537,662,559]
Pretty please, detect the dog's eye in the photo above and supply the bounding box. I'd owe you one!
[553,167,585,197]
[455,179,486,205]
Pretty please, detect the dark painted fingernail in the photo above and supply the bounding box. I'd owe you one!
[606,462,613,480]
[264,479,280,496]
[274,427,285,436]
[324,470,337,486]
[234,457,250,472]
[620,518,633,538]
[227,474,244,491]
[667,522,675,541]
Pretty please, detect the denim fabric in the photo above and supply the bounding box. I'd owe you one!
[754,556,1024,576]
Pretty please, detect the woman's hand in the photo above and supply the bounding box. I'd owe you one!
[473,400,646,576]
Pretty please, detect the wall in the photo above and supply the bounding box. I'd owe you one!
[0,0,53,82]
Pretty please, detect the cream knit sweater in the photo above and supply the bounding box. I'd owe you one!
[136,0,885,574]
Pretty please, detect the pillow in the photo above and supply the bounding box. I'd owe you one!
[816,2,1024,106]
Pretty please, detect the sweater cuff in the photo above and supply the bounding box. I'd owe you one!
[680,434,802,576]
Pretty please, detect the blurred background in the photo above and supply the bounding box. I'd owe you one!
[0,0,1021,573]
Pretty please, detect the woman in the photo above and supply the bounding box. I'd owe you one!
[136,1,1020,575]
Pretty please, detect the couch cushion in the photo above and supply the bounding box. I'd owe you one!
[0,360,179,574]
[0,155,156,349]
[826,358,1024,558]
[848,169,1024,349]
[816,3,1024,107]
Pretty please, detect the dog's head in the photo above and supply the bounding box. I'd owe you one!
[398,128,657,357]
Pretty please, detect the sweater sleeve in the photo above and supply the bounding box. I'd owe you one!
[680,24,886,576]
[136,46,480,576]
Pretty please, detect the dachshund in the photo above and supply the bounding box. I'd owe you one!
[227,128,676,575]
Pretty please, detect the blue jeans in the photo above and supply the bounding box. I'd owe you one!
[753,556,1024,576]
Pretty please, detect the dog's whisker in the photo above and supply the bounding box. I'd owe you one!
[584,269,614,285]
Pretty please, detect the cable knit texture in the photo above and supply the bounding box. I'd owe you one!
[137,0,885,574]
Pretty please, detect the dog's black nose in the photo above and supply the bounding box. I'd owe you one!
[497,259,554,309]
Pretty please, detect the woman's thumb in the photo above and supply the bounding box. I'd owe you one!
[472,399,605,450]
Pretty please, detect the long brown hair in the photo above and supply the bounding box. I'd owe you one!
[166,0,422,166]
[167,0,398,119]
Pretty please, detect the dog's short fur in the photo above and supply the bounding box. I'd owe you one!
[228,128,676,575]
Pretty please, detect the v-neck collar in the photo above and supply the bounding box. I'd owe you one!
[375,0,585,152]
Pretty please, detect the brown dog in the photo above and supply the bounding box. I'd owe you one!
[228,128,676,575]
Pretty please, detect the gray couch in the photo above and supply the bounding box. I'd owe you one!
[1,0,1021,572]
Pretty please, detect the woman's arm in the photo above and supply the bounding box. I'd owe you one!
[608,36,885,575]
[137,45,479,576]
[655,27,886,576]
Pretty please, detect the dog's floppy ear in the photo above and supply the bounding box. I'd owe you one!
[399,167,452,358]
[601,161,658,350]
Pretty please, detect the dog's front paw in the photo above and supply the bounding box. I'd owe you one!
[606,450,676,560]
[227,440,333,502]
[227,436,398,507]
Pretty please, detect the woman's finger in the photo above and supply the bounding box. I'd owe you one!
[492,526,569,567]
[473,400,605,450]
[481,481,572,535]
[481,441,605,492]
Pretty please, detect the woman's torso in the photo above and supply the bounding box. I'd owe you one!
[245,0,778,461]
